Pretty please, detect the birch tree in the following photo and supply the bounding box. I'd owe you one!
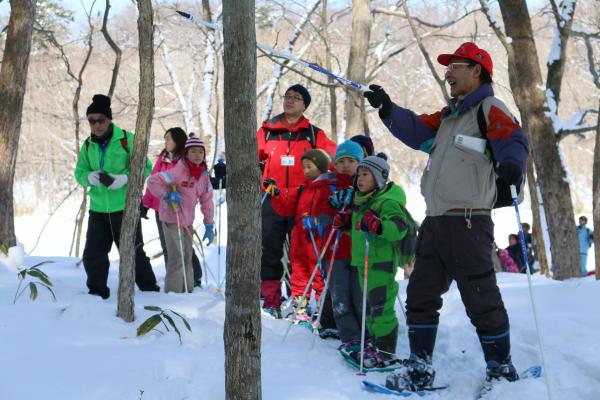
[117,0,155,322]
[223,0,261,398]
[0,0,36,250]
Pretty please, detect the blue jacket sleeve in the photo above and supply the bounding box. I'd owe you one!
[380,104,438,152]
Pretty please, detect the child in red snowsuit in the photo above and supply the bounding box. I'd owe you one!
[289,149,334,323]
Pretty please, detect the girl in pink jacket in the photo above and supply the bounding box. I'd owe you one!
[147,134,214,293]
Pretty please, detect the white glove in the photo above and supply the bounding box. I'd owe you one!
[88,171,101,186]
[107,174,128,190]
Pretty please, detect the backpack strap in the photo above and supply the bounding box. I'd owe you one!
[121,131,131,168]
[476,99,498,168]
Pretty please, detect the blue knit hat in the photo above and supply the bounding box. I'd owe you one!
[335,140,364,163]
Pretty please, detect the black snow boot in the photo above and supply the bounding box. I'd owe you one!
[479,331,519,382]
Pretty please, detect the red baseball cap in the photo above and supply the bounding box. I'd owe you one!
[437,42,493,77]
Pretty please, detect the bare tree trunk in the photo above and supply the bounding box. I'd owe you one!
[223,0,261,398]
[498,0,580,279]
[321,0,338,142]
[594,98,600,280]
[0,0,36,248]
[117,0,155,323]
[344,0,371,137]
[526,157,549,276]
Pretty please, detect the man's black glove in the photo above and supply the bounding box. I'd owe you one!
[98,172,115,187]
[496,162,522,186]
[364,84,392,118]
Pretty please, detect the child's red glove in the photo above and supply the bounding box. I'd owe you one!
[332,211,351,231]
[360,210,382,235]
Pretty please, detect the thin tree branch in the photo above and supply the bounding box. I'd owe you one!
[402,1,449,102]
[101,0,122,98]
[373,5,480,29]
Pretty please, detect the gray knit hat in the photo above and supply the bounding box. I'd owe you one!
[358,154,390,190]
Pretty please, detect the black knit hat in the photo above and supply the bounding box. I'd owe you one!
[86,94,112,119]
[302,149,330,173]
[286,84,311,108]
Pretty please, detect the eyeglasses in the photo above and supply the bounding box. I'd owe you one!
[445,62,472,73]
[282,95,304,102]
[88,117,107,125]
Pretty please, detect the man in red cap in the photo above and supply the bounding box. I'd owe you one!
[364,43,529,390]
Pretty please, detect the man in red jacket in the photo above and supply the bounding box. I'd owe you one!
[258,84,336,318]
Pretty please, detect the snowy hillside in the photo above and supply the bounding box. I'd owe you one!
[2,195,599,400]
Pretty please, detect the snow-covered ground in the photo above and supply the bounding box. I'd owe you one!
[2,193,599,399]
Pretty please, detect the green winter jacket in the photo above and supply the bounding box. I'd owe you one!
[350,182,409,272]
[74,124,152,213]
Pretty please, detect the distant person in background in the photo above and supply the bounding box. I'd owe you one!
[142,128,204,287]
[521,223,536,272]
[577,216,594,277]
[506,234,525,273]
[75,94,159,299]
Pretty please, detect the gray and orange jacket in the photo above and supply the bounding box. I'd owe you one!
[257,113,336,217]
[381,83,528,216]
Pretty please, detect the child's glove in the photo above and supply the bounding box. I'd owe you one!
[329,188,354,210]
[332,211,351,231]
[301,216,317,231]
[107,173,128,190]
[360,210,382,235]
[167,191,181,205]
[203,223,215,245]
[263,178,279,197]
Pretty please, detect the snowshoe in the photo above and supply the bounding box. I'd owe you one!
[262,307,282,319]
[318,328,340,340]
[478,365,541,399]
[339,339,404,372]
[385,354,435,392]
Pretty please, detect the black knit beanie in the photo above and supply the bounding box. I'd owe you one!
[286,84,311,108]
[86,94,113,119]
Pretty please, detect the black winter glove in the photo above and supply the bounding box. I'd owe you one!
[496,162,522,186]
[140,204,149,220]
[213,160,226,182]
[98,172,115,187]
[364,84,392,118]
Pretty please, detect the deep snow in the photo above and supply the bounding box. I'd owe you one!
[2,193,599,400]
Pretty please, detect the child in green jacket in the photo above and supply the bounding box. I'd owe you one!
[350,153,412,368]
